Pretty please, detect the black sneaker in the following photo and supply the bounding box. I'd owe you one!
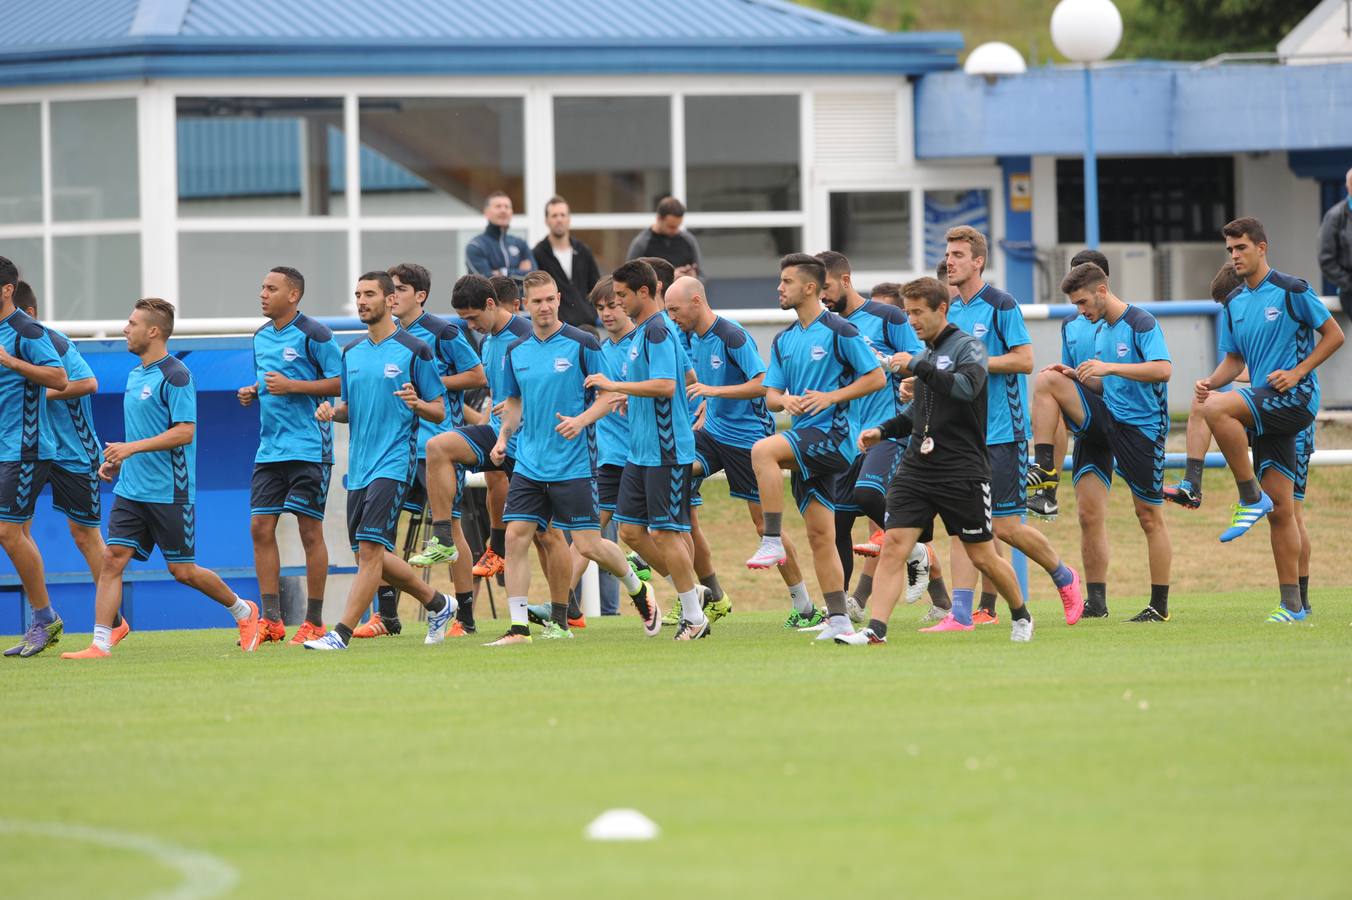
[1126,607,1169,623]
[1027,486,1059,520]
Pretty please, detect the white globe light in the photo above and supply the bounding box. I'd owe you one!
[1050,0,1123,63]
[964,42,1028,78]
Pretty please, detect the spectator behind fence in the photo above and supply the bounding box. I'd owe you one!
[531,195,602,329]
[1318,166,1352,306]
[626,196,703,279]
[466,191,535,280]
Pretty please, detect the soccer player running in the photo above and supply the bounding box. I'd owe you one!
[585,261,711,640]
[486,272,659,645]
[663,275,817,624]
[745,254,886,641]
[64,299,263,658]
[362,262,486,639]
[237,267,341,646]
[937,227,1084,632]
[1195,217,1344,623]
[837,277,1035,645]
[0,260,72,658]
[1031,263,1174,622]
[303,273,456,650]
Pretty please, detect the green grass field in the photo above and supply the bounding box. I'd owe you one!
[3,593,1350,899]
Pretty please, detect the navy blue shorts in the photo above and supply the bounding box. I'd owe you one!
[783,427,850,513]
[693,429,760,503]
[251,460,330,521]
[1294,425,1315,501]
[458,424,514,475]
[597,464,624,511]
[346,478,407,553]
[835,439,904,515]
[48,464,100,527]
[504,473,599,532]
[987,441,1027,518]
[1238,386,1318,485]
[0,460,51,524]
[615,463,692,532]
[1069,385,1165,504]
[108,495,195,564]
[401,458,465,518]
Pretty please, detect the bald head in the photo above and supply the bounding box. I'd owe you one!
[663,275,710,333]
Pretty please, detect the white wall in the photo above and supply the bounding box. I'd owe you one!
[1278,0,1352,61]
[1234,151,1322,280]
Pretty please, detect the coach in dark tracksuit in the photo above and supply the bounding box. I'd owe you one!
[836,276,1035,646]
[1318,172,1352,307]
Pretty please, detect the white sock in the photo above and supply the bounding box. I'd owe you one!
[620,566,642,594]
[762,534,784,548]
[509,596,529,627]
[227,598,251,622]
[828,613,849,629]
[92,624,112,652]
[787,581,813,614]
[679,587,706,625]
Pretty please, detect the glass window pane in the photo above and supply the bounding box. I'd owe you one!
[178,232,348,317]
[0,104,42,223]
[4,238,45,313]
[829,192,912,271]
[52,234,141,319]
[685,96,799,212]
[688,226,800,309]
[554,97,671,213]
[570,229,633,275]
[357,97,524,216]
[924,189,992,269]
[359,230,499,307]
[51,99,139,221]
[177,98,345,218]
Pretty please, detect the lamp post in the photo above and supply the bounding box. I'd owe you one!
[1051,0,1122,248]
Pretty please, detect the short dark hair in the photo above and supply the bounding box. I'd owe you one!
[815,250,851,276]
[13,281,36,315]
[871,281,902,302]
[1060,262,1108,296]
[900,277,949,311]
[636,256,674,292]
[485,190,510,206]
[135,297,176,337]
[1222,217,1267,246]
[1069,249,1110,278]
[270,265,305,299]
[1210,263,1243,303]
[451,274,496,311]
[934,261,947,284]
[589,276,615,305]
[544,194,569,217]
[488,275,518,306]
[0,256,16,290]
[655,196,685,218]
[358,270,396,296]
[612,260,657,298]
[779,253,826,292]
[387,262,431,298]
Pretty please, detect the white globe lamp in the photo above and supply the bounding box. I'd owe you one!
[964,42,1028,82]
[1050,0,1123,63]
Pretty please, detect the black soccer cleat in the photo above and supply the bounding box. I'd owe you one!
[1126,606,1169,623]
[1162,481,1201,509]
[1082,603,1110,619]
[1027,486,1059,521]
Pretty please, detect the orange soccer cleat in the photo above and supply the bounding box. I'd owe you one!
[61,644,110,660]
[237,601,262,652]
[472,548,505,578]
[288,621,326,646]
[109,617,131,647]
[852,529,884,558]
[971,609,999,625]
[568,615,587,629]
[352,614,400,639]
[258,619,287,644]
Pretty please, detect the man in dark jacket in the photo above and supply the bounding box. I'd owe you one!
[1318,167,1352,305]
[626,196,703,278]
[531,195,601,329]
[466,191,535,280]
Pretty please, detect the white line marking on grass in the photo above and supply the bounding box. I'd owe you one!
[585,809,660,841]
[0,819,238,899]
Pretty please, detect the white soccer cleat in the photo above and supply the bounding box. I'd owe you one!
[303,631,348,651]
[1010,617,1034,643]
[834,628,886,646]
[746,537,787,569]
[921,604,948,623]
[905,543,933,604]
[424,594,457,645]
[814,618,855,642]
[845,594,866,624]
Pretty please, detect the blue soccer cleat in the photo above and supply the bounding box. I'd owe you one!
[4,616,63,658]
[1219,492,1273,543]
[1265,606,1307,623]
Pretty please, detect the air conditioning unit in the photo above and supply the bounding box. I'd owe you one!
[1155,242,1229,302]
[1051,243,1157,303]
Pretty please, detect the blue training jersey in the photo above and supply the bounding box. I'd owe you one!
[1218,269,1331,414]
[46,328,101,473]
[948,284,1031,445]
[626,312,696,467]
[1061,313,1100,369]
[764,309,881,463]
[252,312,342,465]
[844,299,922,432]
[688,316,773,450]
[340,328,446,490]
[0,308,62,463]
[596,329,636,468]
[405,311,482,459]
[661,310,699,423]
[482,314,534,457]
[1094,305,1171,438]
[501,324,606,482]
[117,355,196,504]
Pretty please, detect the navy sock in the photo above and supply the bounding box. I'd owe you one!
[1034,443,1055,472]
[490,528,506,558]
[305,598,324,627]
[111,612,123,629]
[1184,458,1204,489]
[1050,562,1075,589]
[456,591,475,627]
[32,605,56,626]
[951,589,974,626]
[1011,604,1031,622]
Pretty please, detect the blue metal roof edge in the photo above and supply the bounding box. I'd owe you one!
[0,34,963,86]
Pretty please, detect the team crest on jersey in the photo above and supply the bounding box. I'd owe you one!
[139,385,152,400]
[972,323,989,339]
[554,357,573,373]
[629,345,640,361]
[283,347,300,362]
[710,353,723,370]
[1116,342,1129,358]
[1264,306,1280,322]
[810,345,827,361]
[936,355,952,370]
[383,362,402,379]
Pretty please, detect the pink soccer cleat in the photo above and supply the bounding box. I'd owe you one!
[1058,565,1085,625]
[919,615,974,633]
